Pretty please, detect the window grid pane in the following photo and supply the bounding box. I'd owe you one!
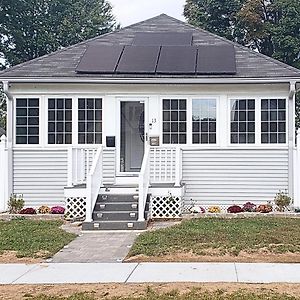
[48,98,72,144]
[192,99,216,144]
[163,99,187,144]
[261,99,286,144]
[230,99,255,144]
[16,98,39,144]
[78,98,102,144]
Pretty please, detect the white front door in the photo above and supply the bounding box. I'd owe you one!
[119,100,145,174]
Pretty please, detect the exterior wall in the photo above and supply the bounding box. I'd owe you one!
[8,82,293,206]
[182,149,289,205]
[13,149,68,206]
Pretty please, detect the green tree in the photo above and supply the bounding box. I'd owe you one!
[184,0,300,127]
[0,0,116,68]
[0,0,116,128]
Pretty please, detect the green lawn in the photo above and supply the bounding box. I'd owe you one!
[0,219,76,258]
[129,217,300,257]
[24,290,300,300]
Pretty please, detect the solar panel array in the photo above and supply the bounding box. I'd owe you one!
[76,33,237,75]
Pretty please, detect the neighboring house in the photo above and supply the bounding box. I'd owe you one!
[0,14,300,229]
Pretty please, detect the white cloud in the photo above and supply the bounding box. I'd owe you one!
[109,0,186,26]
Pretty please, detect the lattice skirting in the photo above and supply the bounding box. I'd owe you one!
[150,196,183,219]
[65,197,86,220]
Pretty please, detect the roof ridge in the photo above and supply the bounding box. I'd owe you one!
[0,14,169,76]
[163,14,300,75]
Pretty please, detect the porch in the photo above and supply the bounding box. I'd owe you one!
[64,145,185,230]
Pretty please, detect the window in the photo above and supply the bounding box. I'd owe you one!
[48,98,72,144]
[78,98,102,144]
[192,99,216,144]
[261,99,286,144]
[231,99,255,144]
[163,99,187,144]
[16,98,39,144]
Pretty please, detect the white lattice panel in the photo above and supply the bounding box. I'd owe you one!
[65,197,86,220]
[150,196,183,219]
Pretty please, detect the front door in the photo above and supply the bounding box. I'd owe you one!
[120,101,145,173]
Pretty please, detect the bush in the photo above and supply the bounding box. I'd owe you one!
[227,205,243,213]
[51,206,65,214]
[274,190,292,212]
[208,206,221,213]
[20,207,37,215]
[256,204,273,213]
[242,202,256,212]
[38,205,51,214]
[191,206,205,213]
[8,194,24,214]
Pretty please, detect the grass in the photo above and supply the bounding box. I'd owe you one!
[23,289,300,300]
[129,217,300,257]
[0,219,76,258]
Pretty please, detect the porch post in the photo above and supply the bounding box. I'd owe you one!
[67,148,73,187]
[294,129,300,208]
[0,136,8,212]
[175,147,182,187]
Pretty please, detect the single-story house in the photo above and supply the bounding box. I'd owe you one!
[0,14,300,229]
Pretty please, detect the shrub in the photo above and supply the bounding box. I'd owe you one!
[274,190,292,212]
[38,205,51,214]
[20,207,37,214]
[191,206,205,213]
[227,205,243,213]
[51,206,65,214]
[242,202,257,212]
[208,206,221,213]
[8,194,24,214]
[256,204,273,213]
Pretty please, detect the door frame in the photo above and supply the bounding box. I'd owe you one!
[116,97,149,177]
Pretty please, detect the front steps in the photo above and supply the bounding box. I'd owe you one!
[82,193,150,231]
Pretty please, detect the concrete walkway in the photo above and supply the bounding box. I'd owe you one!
[1,263,300,284]
[51,231,140,263]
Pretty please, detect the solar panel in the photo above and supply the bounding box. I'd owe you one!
[197,44,236,74]
[156,46,197,74]
[76,45,124,73]
[133,32,193,46]
[116,45,160,73]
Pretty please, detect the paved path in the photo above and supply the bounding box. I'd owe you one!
[51,232,139,263]
[1,263,300,284]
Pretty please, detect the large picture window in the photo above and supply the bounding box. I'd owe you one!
[261,99,286,144]
[231,99,255,144]
[162,99,187,144]
[192,99,216,144]
[16,98,39,144]
[78,98,102,144]
[48,98,72,144]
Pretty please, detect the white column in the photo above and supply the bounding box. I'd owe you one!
[294,129,300,208]
[175,147,182,187]
[0,135,8,212]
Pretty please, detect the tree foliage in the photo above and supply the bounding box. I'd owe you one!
[184,0,300,128]
[0,0,116,68]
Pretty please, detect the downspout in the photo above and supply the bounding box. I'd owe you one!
[288,81,296,199]
[2,81,13,202]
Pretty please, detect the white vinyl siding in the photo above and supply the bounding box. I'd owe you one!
[13,149,68,207]
[182,149,289,205]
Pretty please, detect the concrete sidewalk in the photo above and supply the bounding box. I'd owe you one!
[1,262,300,284]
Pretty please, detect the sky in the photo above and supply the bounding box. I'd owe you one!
[109,0,186,27]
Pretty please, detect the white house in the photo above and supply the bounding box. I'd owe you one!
[0,14,300,229]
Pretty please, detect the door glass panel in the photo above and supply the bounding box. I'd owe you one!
[120,101,144,172]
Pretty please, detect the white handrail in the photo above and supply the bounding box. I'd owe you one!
[138,146,151,222]
[85,146,103,222]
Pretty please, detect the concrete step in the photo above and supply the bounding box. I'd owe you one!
[97,194,139,203]
[82,220,148,231]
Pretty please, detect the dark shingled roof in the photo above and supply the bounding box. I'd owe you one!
[0,14,300,79]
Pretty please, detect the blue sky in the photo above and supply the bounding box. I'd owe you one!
[109,0,186,26]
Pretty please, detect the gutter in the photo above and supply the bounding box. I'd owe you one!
[1,77,300,85]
